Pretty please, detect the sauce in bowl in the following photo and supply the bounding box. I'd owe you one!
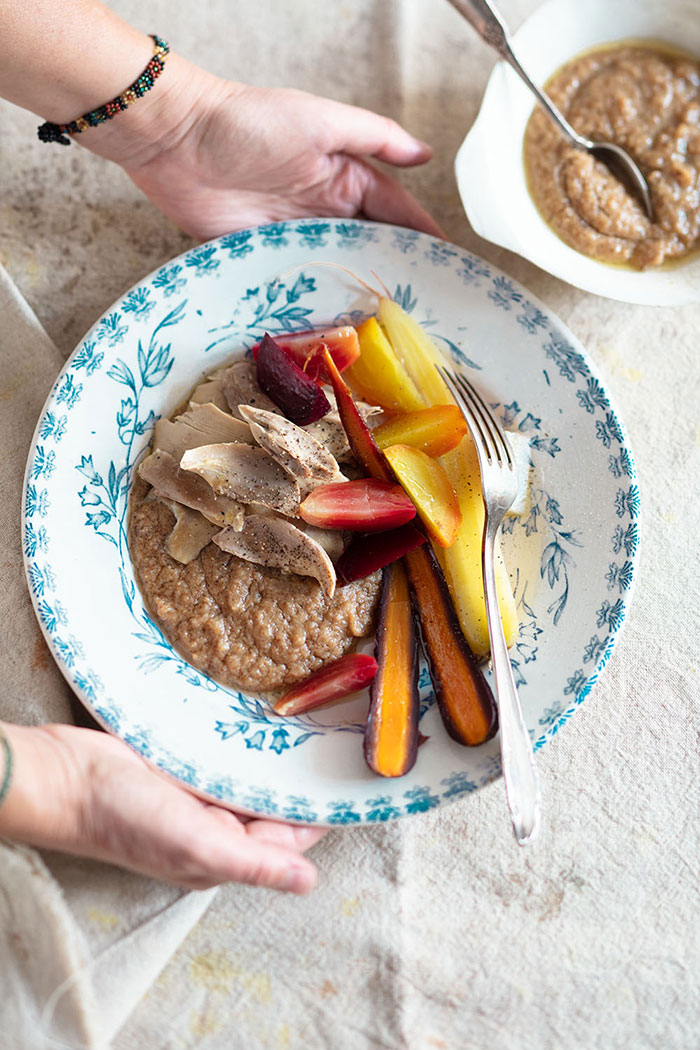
[524,43,700,269]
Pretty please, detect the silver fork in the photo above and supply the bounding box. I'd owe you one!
[436,364,541,845]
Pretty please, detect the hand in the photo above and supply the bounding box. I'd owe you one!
[0,722,325,892]
[1,6,443,241]
[87,56,444,241]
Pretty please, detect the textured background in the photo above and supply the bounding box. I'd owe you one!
[1,1,699,1048]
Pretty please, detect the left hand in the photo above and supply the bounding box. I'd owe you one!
[0,721,325,891]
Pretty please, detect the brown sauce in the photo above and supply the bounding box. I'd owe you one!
[128,364,381,694]
[523,43,700,269]
[130,495,380,693]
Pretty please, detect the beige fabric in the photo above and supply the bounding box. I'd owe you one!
[1,1,699,1048]
[0,261,216,1049]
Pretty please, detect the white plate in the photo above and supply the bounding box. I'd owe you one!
[455,0,700,305]
[23,219,639,825]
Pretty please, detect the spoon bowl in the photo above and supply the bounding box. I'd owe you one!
[588,142,654,220]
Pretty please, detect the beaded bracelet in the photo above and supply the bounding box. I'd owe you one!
[37,34,170,145]
[0,728,13,809]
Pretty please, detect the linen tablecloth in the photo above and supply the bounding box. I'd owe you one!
[1,2,699,1047]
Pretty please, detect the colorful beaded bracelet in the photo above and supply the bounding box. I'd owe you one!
[37,34,170,145]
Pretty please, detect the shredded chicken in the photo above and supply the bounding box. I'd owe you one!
[145,492,219,564]
[154,402,254,462]
[189,368,230,412]
[180,442,300,515]
[138,450,245,529]
[305,394,383,464]
[298,522,345,564]
[213,513,337,598]
[238,404,342,481]
[221,360,279,419]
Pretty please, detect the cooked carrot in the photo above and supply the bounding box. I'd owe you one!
[404,544,497,747]
[373,404,467,459]
[322,347,392,481]
[383,443,462,548]
[364,561,420,777]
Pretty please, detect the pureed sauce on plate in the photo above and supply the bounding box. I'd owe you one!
[523,41,700,269]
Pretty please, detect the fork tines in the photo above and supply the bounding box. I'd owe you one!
[437,364,513,469]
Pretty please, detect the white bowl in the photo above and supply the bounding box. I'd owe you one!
[455,0,700,305]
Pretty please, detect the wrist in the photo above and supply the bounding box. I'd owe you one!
[76,53,231,170]
[0,722,87,852]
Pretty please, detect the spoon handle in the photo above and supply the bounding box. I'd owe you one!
[445,0,590,149]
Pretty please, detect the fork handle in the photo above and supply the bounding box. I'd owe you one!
[483,523,541,844]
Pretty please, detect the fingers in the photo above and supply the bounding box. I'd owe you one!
[362,167,446,237]
[193,807,319,893]
[207,807,325,854]
[219,838,318,894]
[243,818,327,854]
[335,157,446,237]
[212,810,326,866]
[316,95,432,167]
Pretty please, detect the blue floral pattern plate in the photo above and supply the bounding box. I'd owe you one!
[23,220,639,825]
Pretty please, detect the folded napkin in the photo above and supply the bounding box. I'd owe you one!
[0,262,216,1050]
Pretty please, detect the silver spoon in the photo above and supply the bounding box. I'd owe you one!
[446,0,655,221]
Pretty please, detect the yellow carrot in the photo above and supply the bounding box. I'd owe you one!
[347,317,424,412]
[376,298,519,654]
[383,443,462,549]
[441,440,518,658]
[377,298,452,407]
[373,405,467,459]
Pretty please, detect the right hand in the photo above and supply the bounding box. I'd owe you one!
[0,721,325,892]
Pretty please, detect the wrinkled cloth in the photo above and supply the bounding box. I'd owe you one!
[0,261,216,1050]
[1,1,699,1048]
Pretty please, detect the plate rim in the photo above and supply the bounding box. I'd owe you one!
[21,217,641,825]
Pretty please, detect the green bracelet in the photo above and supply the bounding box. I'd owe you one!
[0,729,13,808]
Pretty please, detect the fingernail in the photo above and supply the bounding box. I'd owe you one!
[294,826,323,850]
[409,137,432,156]
[282,862,316,894]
